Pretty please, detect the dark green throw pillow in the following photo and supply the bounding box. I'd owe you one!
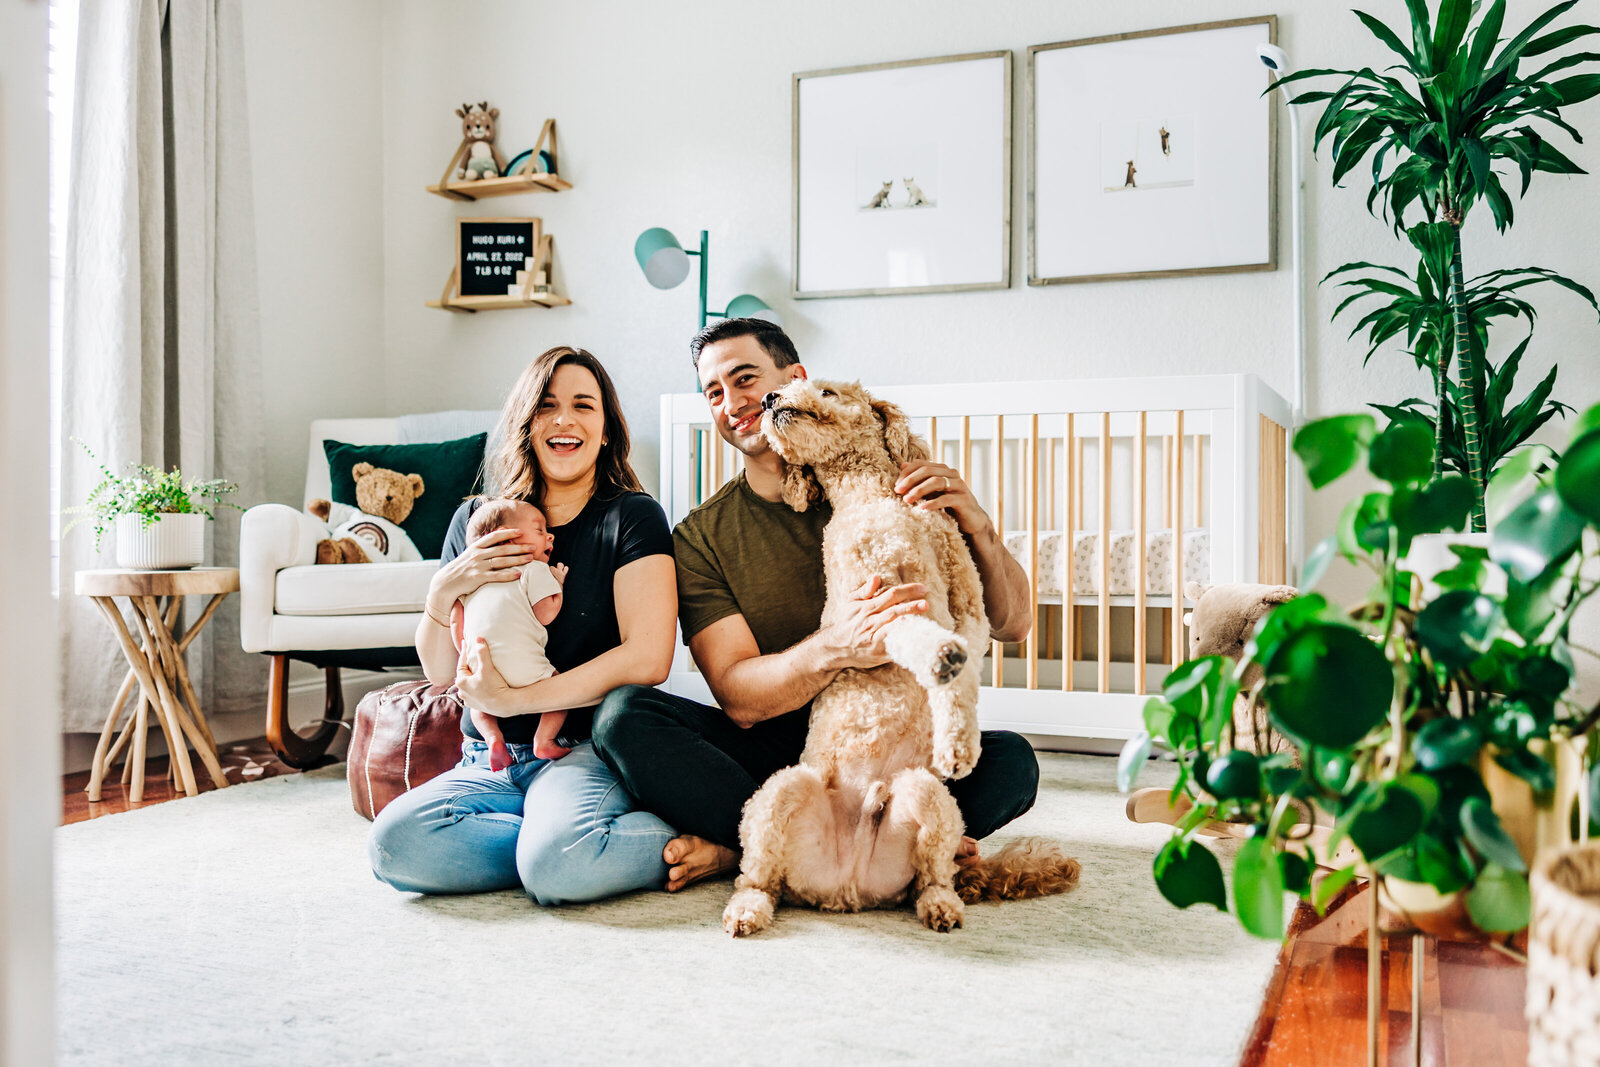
[323,433,487,559]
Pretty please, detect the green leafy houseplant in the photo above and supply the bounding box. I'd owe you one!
[1326,219,1595,482]
[1275,0,1600,529]
[1121,405,1600,940]
[65,441,241,551]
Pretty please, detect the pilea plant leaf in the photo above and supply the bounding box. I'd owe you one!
[1465,863,1532,932]
[1233,839,1286,940]
[1295,415,1377,489]
[1153,838,1227,911]
[1555,427,1600,525]
[1460,796,1528,872]
[1491,486,1586,582]
[1264,624,1391,748]
[1117,731,1153,793]
[1369,418,1435,485]
[1413,717,1483,770]
[1415,590,1501,668]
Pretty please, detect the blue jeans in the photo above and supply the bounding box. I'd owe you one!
[368,740,674,905]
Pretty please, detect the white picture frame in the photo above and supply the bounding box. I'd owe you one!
[1028,17,1278,285]
[793,50,1012,299]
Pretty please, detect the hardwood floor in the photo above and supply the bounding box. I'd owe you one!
[1242,883,1529,1066]
[60,737,303,826]
[61,747,1533,1065]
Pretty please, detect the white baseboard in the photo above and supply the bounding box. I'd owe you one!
[60,666,420,775]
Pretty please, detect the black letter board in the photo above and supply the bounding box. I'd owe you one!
[456,217,541,297]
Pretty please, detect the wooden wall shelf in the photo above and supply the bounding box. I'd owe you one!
[426,172,571,201]
[428,231,568,312]
[427,292,572,312]
[429,118,567,201]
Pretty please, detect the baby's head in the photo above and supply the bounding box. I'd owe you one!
[467,497,555,562]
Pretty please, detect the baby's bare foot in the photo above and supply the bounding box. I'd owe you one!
[533,741,570,761]
[488,741,512,772]
[662,835,738,892]
[955,835,980,867]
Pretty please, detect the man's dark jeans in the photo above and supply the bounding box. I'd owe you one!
[590,684,1041,850]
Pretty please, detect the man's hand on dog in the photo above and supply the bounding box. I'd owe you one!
[823,575,929,671]
[894,461,986,534]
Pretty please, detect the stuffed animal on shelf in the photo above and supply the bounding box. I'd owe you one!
[452,102,503,181]
[307,462,426,565]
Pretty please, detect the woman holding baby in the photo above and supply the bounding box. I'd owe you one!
[369,346,678,904]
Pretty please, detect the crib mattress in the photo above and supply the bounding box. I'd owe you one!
[1003,528,1209,598]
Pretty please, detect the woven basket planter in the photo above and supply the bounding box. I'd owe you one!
[1529,842,1600,1067]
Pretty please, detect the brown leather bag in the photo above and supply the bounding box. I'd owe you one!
[348,680,466,820]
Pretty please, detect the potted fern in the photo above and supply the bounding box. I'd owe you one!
[67,443,241,570]
[1275,0,1600,530]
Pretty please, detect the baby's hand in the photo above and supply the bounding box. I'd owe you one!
[552,563,569,585]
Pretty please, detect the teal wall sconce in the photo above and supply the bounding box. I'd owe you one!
[634,227,780,331]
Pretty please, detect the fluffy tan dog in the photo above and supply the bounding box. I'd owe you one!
[721,379,1081,937]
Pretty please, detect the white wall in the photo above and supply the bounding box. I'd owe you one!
[371,0,1600,600]
[2,0,58,1060]
[244,0,386,509]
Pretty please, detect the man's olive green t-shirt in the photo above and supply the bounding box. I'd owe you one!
[674,471,833,654]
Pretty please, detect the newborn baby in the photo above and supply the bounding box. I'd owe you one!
[451,498,569,767]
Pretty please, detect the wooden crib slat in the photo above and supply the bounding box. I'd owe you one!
[1075,437,1085,530]
[1098,412,1112,695]
[928,416,938,458]
[698,430,711,507]
[992,415,1005,689]
[1063,414,1075,693]
[1027,414,1039,690]
[1259,415,1288,585]
[1135,412,1148,695]
[1171,410,1185,667]
[713,431,725,493]
[960,416,972,488]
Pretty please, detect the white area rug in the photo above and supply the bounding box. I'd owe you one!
[57,754,1279,1066]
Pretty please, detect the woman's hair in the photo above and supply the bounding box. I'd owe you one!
[488,346,643,506]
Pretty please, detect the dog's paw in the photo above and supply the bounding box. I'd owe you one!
[916,886,964,933]
[723,889,775,938]
[933,732,980,780]
[930,638,967,686]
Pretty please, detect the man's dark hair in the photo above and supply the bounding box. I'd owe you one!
[689,317,799,373]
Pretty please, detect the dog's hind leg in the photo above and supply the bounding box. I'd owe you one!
[884,768,965,932]
[879,615,967,689]
[723,765,826,937]
[927,661,981,780]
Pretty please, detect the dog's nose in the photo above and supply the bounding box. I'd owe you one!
[761,392,780,411]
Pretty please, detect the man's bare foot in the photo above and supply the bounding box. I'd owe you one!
[955,835,981,867]
[663,835,737,892]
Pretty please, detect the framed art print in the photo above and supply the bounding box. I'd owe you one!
[1028,17,1277,285]
[793,50,1011,299]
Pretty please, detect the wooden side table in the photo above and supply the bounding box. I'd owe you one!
[74,567,239,802]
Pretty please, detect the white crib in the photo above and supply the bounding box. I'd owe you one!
[658,374,1293,741]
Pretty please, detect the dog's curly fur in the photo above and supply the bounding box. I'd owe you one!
[721,380,1081,937]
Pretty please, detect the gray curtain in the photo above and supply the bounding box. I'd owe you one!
[58,0,265,731]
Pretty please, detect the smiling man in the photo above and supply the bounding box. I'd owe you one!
[590,319,1041,890]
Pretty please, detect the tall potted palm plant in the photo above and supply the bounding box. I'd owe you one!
[1276,0,1600,529]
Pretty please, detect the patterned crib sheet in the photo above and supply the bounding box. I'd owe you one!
[1002,528,1210,597]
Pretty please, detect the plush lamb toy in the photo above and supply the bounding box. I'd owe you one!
[1183,581,1299,756]
[307,462,425,565]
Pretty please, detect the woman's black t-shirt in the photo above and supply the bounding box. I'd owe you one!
[439,491,673,744]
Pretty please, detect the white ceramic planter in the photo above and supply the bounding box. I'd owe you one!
[1403,531,1503,601]
[115,512,205,570]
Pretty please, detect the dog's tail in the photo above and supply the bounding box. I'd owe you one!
[954,838,1081,903]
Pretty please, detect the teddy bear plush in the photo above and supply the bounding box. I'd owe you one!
[307,462,425,565]
[1183,581,1299,755]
